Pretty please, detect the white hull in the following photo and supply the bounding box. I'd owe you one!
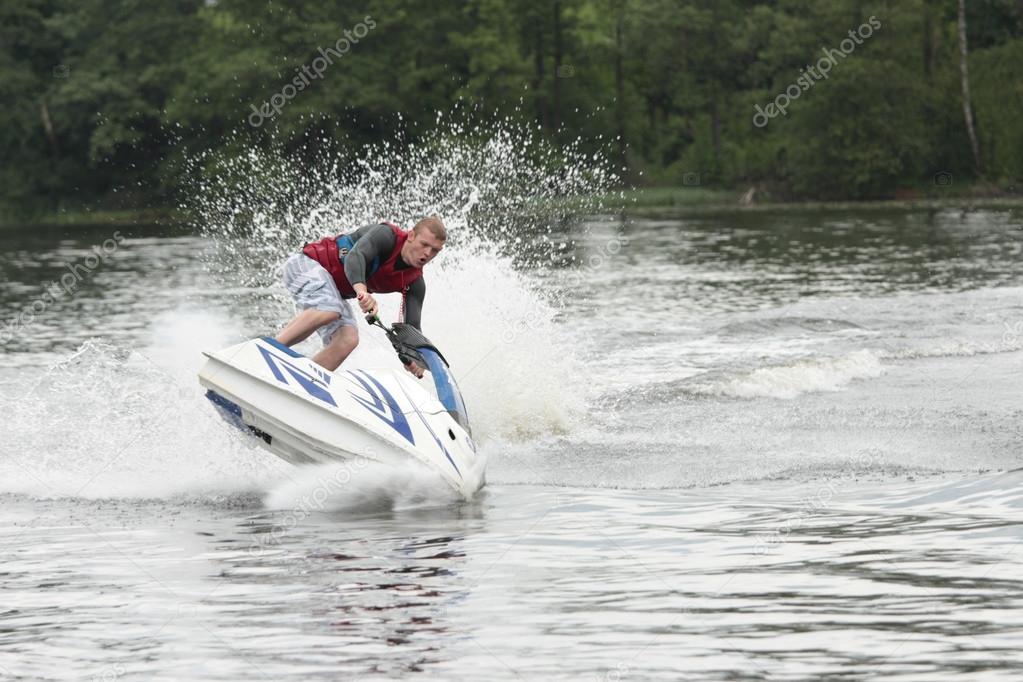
[198,337,484,499]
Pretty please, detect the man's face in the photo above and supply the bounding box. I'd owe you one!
[406,229,445,267]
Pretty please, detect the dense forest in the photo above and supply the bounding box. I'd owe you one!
[3,0,1022,214]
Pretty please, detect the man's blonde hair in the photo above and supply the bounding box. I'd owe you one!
[413,216,447,241]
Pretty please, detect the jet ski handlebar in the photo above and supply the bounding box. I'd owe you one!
[365,314,449,372]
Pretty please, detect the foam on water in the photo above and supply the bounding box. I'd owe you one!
[0,304,493,502]
[699,349,887,400]
[0,337,288,500]
[261,460,472,515]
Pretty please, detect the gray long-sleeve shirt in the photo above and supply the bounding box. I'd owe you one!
[342,223,425,330]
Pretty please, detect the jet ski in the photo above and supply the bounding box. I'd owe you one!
[198,317,484,499]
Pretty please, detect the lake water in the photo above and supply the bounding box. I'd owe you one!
[1,206,1022,680]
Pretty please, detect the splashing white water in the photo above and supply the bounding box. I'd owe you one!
[0,337,289,500]
[186,116,620,440]
[261,460,472,514]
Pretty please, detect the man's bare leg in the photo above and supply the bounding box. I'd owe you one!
[312,325,358,371]
[276,309,340,346]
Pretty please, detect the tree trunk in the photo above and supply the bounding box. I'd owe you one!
[534,16,548,129]
[957,0,983,175]
[614,1,626,174]
[40,99,59,157]
[709,3,722,173]
[552,0,563,131]
[710,90,721,171]
[922,0,935,79]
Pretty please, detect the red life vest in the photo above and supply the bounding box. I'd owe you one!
[301,222,423,299]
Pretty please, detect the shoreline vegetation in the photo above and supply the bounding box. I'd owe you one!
[607,185,1023,214]
[0,208,189,230]
[3,186,1023,230]
[7,2,1023,220]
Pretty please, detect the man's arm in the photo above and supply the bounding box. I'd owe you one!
[403,277,425,331]
[343,223,397,288]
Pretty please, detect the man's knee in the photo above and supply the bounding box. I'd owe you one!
[331,325,359,350]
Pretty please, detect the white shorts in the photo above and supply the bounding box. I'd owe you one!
[280,253,357,344]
